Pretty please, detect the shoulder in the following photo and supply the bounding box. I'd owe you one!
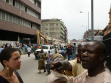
[45,71,56,83]
[103,71,111,82]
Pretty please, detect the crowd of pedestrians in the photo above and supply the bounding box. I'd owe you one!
[0,41,111,83]
[50,41,111,83]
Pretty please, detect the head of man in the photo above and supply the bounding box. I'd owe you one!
[81,41,106,70]
[77,43,86,60]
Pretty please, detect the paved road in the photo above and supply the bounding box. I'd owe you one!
[0,54,48,83]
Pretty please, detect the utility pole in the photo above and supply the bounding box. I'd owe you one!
[88,12,89,38]
[91,0,94,40]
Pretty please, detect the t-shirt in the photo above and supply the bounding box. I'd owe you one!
[27,47,31,52]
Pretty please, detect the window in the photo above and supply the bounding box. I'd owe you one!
[9,0,13,5]
[36,13,39,19]
[13,16,15,23]
[20,4,25,12]
[46,24,48,26]
[27,8,38,18]
[0,11,1,19]
[16,17,18,24]
[46,33,48,35]
[42,24,43,26]
[18,18,20,25]
[21,19,24,25]
[56,24,58,26]
[45,28,48,30]
[50,23,54,26]
[2,0,6,2]
[50,46,54,49]
[36,1,39,7]
[32,23,38,29]
[55,27,59,30]
[25,7,27,12]
[6,13,9,21]
[29,0,34,4]
[50,27,54,30]
[41,46,48,49]
[15,1,20,9]
[55,32,58,34]
[19,19,22,25]
[0,11,38,29]
[6,0,9,3]
[2,12,5,20]
[49,32,53,35]
[26,21,31,28]
[23,20,26,26]
[8,14,12,22]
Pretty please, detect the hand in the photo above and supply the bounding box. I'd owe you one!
[50,61,62,72]
[50,60,72,72]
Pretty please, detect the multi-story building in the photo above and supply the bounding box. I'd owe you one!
[41,19,68,43]
[95,29,103,36]
[64,26,68,43]
[83,29,98,40]
[0,0,41,46]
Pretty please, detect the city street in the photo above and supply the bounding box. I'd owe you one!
[0,54,47,83]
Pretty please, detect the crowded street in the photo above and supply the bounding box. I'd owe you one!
[0,0,111,83]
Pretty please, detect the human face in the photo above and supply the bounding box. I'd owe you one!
[81,42,102,70]
[6,51,21,70]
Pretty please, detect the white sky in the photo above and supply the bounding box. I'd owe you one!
[41,0,111,40]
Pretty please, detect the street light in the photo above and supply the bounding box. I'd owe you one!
[80,11,89,38]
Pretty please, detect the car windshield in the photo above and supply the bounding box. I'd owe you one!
[41,46,48,49]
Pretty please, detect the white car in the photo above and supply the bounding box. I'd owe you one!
[34,45,55,59]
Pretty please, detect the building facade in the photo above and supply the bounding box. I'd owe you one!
[41,19,68,43]
[83,29,98,40]
[0,0,41,46]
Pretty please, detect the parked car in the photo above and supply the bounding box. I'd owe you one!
[34,45,55,59]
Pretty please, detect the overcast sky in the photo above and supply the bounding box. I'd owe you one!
[41,0,111,40]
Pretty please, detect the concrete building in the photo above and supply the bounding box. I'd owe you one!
[83,29,98,41]
[41,19,68,43]
[95,29,103,36]
[0,0,41,46]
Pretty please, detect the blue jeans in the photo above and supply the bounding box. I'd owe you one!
[28,52,31,57]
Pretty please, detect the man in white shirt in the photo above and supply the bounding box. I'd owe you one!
[27,46,31,57]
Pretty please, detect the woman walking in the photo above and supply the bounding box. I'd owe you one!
[38,49,46,73]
